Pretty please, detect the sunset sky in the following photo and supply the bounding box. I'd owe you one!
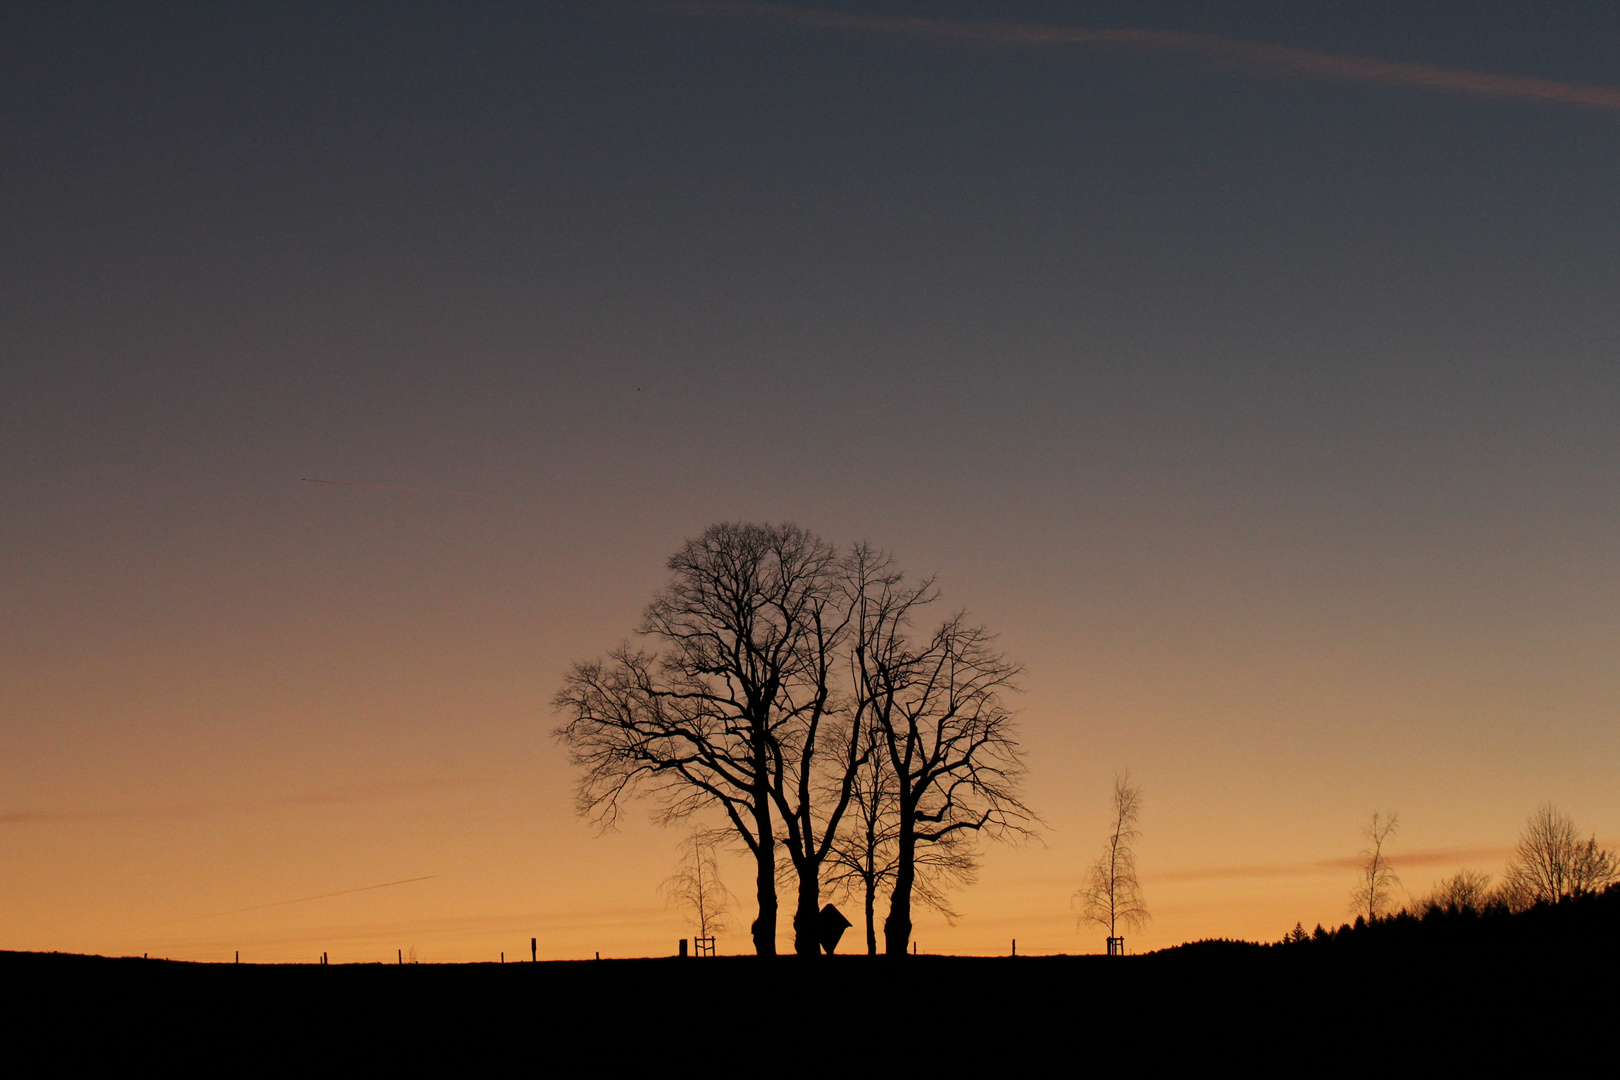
[4,1,1619,961]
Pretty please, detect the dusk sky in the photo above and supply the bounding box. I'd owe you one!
[5,0,1619,961]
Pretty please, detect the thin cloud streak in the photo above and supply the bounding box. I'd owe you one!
[656,1,1620,111]
[0,803,203,825]
[155,906,665,947]
[139,876,440,929]
[300,478,475,496]
[0,775,492,826]
[1149,845,1516,884]
[143,907,676,961]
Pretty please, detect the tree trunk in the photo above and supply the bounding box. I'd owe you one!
[750,795,777,957]
[863,872,877,955]
[883,828,916,956]
[863,816,878,955]
[793,864,822,956]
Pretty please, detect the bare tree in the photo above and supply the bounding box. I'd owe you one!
[554,522,845,956]
[859,579,1034,956]
[659,830,734,943]
[1348,811,1401,922]
[765,544,872,958]
[1419,869,1492,915]
[1075,772,1149,952]
[823,722,898,956]
[1570,837,1620,894]
[1499,804,1619,909]
[824,720,977,955]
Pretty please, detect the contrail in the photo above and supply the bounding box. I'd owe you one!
[140,875,441,928]
[300,478,474,496]
[652,1,1620,112]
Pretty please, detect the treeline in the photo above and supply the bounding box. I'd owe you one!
[1283,802,1620,950]
[1277,881,1620,954]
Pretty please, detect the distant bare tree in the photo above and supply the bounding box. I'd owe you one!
[659,830,735,942]
[1419,868,1492,915]
[1076,772,1149,952]
[1499,804,1619,909]
[1348,811,1401,922]
[1570,837,1620,893]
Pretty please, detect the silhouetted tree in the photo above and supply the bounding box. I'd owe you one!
[1076,772,1149,951]
[854,560,1033,956]
[824,719,977,954]
[555,522,850,956]
[1499,804,1619,909]
[1419,869,1492,915]
[824,722,894,955]
[1348,811,1400,922]
[557,526,1024,958]
[764,543,880,957]
[660,830,734,943]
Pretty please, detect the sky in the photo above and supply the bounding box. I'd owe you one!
[3,0,1619,961]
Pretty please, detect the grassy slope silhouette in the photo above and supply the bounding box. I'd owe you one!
[6,889,1616,1069]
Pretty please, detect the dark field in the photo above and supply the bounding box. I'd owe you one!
[4,921,1613,1073]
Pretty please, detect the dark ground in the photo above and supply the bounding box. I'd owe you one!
[2,931,1611,1074]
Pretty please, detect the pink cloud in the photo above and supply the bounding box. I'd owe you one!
[1149,845,1516,883]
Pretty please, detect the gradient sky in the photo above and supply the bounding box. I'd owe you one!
[4,0,1619,961]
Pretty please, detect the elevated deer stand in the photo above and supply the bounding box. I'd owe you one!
[818,904,852,955]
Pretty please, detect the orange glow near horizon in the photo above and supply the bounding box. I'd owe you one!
[5,514,1616,962]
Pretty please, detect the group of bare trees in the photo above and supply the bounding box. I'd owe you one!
[1350,804,1619,921]
[555,523,1033,956]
